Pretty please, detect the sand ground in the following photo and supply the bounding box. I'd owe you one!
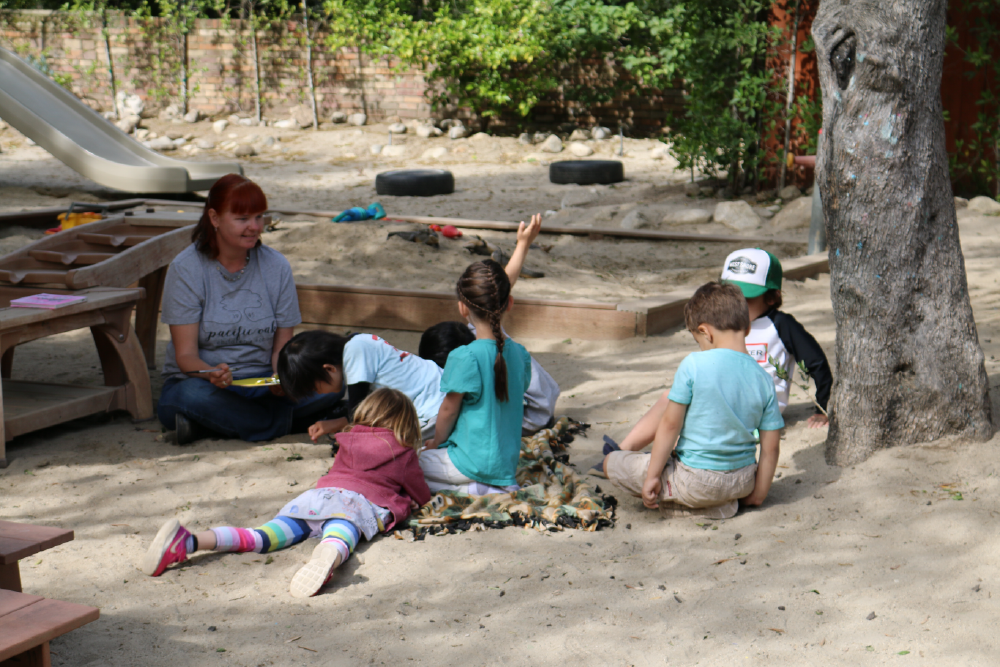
[2,120,1000,666]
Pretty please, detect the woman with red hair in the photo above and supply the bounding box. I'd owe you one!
[157,174,341,444]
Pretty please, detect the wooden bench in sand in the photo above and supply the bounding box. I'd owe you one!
[0,286,152,468]
[0,590,99,667]
[0,521,98,667]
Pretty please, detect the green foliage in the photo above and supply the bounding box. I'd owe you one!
[655,0,781,190]
[22,50,72,87]
[946,0,1000,198]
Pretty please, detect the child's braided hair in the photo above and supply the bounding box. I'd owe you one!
[456,259,511,403]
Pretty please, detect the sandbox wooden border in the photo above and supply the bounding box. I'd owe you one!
[296,253,829,340]
[0,202,827,340]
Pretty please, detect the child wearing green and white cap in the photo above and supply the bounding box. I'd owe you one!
[720,248,832,428]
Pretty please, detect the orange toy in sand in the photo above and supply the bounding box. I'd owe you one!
[428,224,462,238]
[45,211,103,235]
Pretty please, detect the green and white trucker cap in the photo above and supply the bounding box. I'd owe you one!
[721,248,782,298]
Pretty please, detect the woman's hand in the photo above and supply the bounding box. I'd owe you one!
[207,363,232,389]
[422,438,438,450]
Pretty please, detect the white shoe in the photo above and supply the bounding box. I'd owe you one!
[289,541,342,598]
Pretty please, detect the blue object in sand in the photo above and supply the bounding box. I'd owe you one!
[332,202,386,222]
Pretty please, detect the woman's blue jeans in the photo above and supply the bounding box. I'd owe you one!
[157,377,343,442]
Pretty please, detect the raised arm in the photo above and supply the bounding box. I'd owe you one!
[504,213,542,288]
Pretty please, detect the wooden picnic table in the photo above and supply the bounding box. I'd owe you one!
[0,286,152,468]
[0,521,98,667]
[0,520,74,593]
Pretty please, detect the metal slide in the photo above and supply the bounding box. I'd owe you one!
[0,46,241,193]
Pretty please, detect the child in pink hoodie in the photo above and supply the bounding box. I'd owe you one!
[140,388,431,598]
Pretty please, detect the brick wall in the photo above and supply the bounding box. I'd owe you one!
[0,10,677,134]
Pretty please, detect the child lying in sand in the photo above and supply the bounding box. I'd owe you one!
[141,388,430,598]
[599,282,784,519]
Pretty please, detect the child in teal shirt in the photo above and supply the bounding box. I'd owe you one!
[421,259,531,495]
[601,282,784,519]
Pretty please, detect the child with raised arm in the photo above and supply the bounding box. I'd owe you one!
[141,388,430,598]
[419,212,561,436]
[600,282,784,519]
[420,258,532,495]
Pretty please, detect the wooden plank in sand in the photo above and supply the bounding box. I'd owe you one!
[297,253,829,340]
[296,283,641,340]
[266,207,773,245]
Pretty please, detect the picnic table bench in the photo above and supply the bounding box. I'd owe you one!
[0,521,98,667]
[0,286,152,468]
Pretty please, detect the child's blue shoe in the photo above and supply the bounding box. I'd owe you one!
[366,202,386,220]
[602,435,621,456]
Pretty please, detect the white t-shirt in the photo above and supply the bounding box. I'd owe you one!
[745,315,793,412]
[343,334,445,425]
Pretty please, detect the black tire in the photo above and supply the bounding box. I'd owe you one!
[549,160,624,185]
[375,169,455,197]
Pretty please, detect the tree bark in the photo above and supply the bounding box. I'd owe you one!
[813,0,993,466]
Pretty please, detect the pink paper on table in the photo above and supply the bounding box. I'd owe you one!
[9,293,88,309]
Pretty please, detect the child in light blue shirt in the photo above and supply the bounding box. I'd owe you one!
[601,282,784,519]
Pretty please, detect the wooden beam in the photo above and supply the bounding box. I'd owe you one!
[296,283,641,340]
[295,253,830,341]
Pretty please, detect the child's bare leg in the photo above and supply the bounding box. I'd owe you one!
[619,391,671,451]
[192,530,216,551]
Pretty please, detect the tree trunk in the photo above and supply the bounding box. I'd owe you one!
[813,0,993,466]
[249,7,262,123]
[302,0,319,130]
[778,0,801,193]
[102,11,118,120]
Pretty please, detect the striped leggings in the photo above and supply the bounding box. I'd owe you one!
[210,516,360,564]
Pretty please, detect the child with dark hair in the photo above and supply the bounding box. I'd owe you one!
[419,213,560,435]
[420,321,559,435]
[277,329,445,442]
[600,282,784,519]
[420,259,532,495]
[720,248,832,428]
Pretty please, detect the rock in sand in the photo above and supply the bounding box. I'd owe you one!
[382,145,407,157]
[290,104,313,128]
[448,125,467,140]
[116,115,140,134]
[770,196,812,230]
[968,196,1000,216]
[348,113,367,126]
[541,134,564,153]
[619,209,650,230]
[234,144,256,157]
[713,200,761,231]
[145,136,176,151]
[330,111,348,123]
[273,119,299,130]
[212,119,228,134]
[569,129,590,141]
[663,209,712,226]
[389,122,408,134]
[183,110,200,123]
[591,127,612,140]
[561,189,599,209]
[196,139,215,150]
[569,142,593,157]
[518,133,532,145]
[369,144,383,155]
[778,184,802,201]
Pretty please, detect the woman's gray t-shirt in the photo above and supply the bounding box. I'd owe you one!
[160,243,302,381]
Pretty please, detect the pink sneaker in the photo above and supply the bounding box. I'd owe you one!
[141,519,191,576]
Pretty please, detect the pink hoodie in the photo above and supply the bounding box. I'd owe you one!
[315,425,431,531]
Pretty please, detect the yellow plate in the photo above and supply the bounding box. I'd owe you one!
[231,376,280,387]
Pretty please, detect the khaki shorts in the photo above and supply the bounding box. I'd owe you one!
[605,451,756,520]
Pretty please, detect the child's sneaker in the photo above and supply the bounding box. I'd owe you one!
[141,519,191,576]
[289,541,342,598]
